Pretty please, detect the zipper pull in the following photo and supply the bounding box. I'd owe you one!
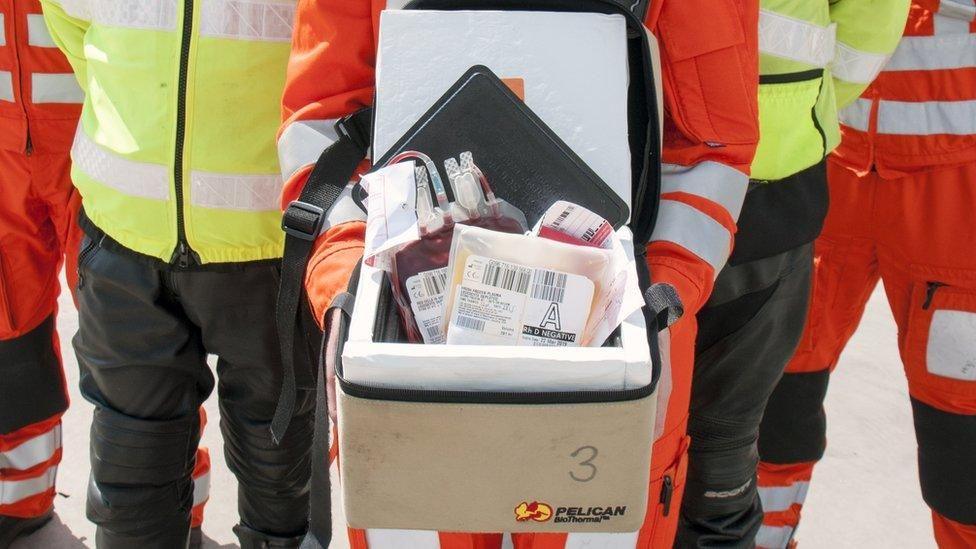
[660,475,674,517]
[177,241,191,268]
[923,281,946,310]
[25,128,33,156]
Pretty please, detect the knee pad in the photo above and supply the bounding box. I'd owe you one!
[0,316,67,434]
[758,370,829,464]
[913,398,976,525]
[90,407,200,486]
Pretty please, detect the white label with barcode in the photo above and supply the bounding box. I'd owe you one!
[446,256,594,347]
[406,267,449,344]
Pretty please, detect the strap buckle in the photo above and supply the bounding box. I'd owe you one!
[282,200,326,242]
[334,109,372,153]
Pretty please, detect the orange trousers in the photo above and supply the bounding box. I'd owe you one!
[756,158,976,548]
[341,317,699,549]
[0,148,78,519]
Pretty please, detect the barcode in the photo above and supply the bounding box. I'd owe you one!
[425,325,443,340]
[454,315,486,331]
[531,270,568,303]
[482,261,531,294]
[421,269,448,297]
[552,205,576,228]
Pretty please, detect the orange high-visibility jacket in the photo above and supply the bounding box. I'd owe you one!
[0,0,80,154]
[835,0,976,177]
[279,0,760,327]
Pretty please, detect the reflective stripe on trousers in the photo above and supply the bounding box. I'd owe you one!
[756,525,794,549]
[0,425,62,471]
[758,481,810,514]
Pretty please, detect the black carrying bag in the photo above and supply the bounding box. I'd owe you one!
[272,2,665,546]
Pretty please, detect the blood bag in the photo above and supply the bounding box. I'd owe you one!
[384,151,527,344]
[442,224,615,347]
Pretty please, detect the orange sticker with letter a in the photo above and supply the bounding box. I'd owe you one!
[515,501,553,522]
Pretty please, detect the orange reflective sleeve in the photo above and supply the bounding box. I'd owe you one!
[646,0,760,316]
[279,0,377,202]
[280,0,378,324]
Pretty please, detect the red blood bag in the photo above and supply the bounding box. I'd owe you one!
[385,151,526,343]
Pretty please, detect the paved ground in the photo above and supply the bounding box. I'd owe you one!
[12,281,935,548]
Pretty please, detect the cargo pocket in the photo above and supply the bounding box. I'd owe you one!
[647,435,690,547]
[751,71,827,181]
[0,248,15,333]
[657,0,757,147]
[905,265,976,410]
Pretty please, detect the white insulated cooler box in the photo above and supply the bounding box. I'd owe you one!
[335,8,664,535]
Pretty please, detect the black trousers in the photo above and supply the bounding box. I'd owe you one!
[675,242,814,548]
[73,237,314,548]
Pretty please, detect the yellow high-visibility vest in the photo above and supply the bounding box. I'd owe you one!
[42,0,295,264]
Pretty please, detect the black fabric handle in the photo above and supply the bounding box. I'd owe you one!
[272,109,372,444]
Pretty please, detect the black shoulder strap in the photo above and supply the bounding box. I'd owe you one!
[301,283,358,549]
[271,108,372,444]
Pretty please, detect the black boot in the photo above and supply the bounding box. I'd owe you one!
[0,509,54,549]
[189,526,203,549]
[233,524,304,549]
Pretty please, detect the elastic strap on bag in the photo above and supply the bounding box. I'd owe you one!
[272,109,373,444]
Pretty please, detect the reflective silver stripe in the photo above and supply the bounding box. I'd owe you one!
[72,130,171,200]
[0,14,5,46]
[838,97,872,132]
[878,99,976,135]
[885,33,976,72]
[318,182,367,233]
[0,71,12,102]
[927,310,976,381]
[27,14,57,47]
[759,9,836,67]
[190,171,283,212]
[364,529,440,548]
[53,0,178,31]
[32,73,84,104]
[661,161,748,221]
[0,467,57,505]
[830,42,889,84]
[936,1,976,34]
[758,481,809,513]
[200,0,295,42]
[654,328,672,440]
[651,199,732,274]
[277,119,340,181]
[564,532,640,548]
[192,470,211,507]
[755,525,794,549]
[0,426,62,471]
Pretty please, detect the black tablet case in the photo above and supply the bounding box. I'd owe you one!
[372,65,630,229]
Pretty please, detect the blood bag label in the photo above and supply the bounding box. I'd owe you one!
[538,201,613,249]
[406,267,449,344]
[447,256,594,347]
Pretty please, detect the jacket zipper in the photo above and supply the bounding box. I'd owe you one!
[9,5,32,155]
[660,475,674,517]
[923,281,946,310]
[172,0,198,268]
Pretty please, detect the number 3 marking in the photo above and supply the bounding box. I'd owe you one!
[570,446,598,482]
